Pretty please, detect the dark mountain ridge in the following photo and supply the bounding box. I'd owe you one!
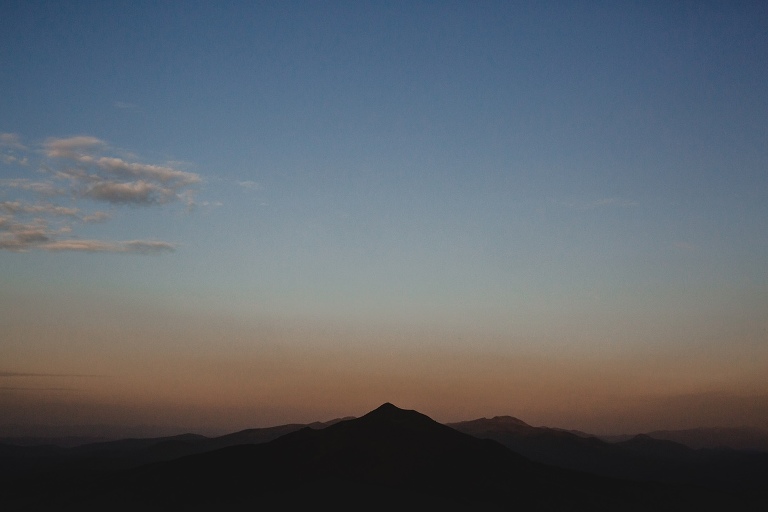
[640,426,768,452]
[448,416,768,496]
[1,404,764,510]
[0,417,351,483]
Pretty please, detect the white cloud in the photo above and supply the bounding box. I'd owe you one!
[0,212,176,253]
[0,178,65,196]
[238,180,261,190]
[0,133,26,150]
[1,134,30,166]
[11,229,51,244]
[93,157,200,185]
[40,137,200,205]
[121,240,176,253]
[0,133,203,254]
[43,136,198,187]
[0,216,54,251]
[81,211,111,223]
[0,215,90,251]
[0,201,80,217]
[2,154,29,166]
[43,136,104,159]
[83,180,175,205]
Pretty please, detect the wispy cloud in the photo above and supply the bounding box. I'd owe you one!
[1,133,30,166]
[81,211,111,223]
[88,156,200,186]
[1,154,28,165]
[40,239,176,254]
[44,136,199,187]
[0,201,80,217]
[41,136,200,206]
[0,133,27,150]
[0,215,57,251]
[562,198,638,211]
[238,180,261,190]
[0,133,201,253]
[0,178,65,196]
[113,101,139,110]
[0,213,175,253]
[43,135,104,158]
[83,180,175,205]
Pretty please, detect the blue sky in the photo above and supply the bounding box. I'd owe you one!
[1,1,767,433]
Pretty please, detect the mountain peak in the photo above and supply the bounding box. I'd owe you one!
[364,402,413,418]
[489,415,531,427]
[360,403,436,426]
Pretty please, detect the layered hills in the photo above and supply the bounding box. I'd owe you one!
[448,416,768,495]
[1,404,765,511]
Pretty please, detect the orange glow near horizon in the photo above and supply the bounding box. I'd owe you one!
[2,290,767,436]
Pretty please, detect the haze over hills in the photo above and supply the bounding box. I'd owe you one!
[448,416,768,496]
[611,427,768,452]
[5,414,766,449]
[1,403,765,511]
[0,418,350,482]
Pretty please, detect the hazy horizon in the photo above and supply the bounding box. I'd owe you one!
[2,1,767,437]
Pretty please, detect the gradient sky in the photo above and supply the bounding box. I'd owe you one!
[1,1,767,435]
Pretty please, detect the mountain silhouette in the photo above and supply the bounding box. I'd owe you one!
[1,403,763,511]
[640,426,768,452]
[0,418,354,484]
[449,415,768,496]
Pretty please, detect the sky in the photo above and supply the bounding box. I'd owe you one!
[1,0,767,436]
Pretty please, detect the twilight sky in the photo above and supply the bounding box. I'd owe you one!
[1,1,767,435]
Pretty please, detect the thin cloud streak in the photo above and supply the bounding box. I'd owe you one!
[92,156,200,185]
[113,101,139,110]
[563,198,639,211]
[238,180,260,190]
[81,211,111,223]
[83,180,175,205]
[43,136,103,159]
[0,387,78,392]
[0,372,104,378]
[1,154,28,165]
[44,136,199,187]
[40,239,176,254]
[0,201,80,217]
[0,179,65,196]
[2,216,173,253]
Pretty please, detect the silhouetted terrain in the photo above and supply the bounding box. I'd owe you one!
[636,427,768,452]
[449,416,768,495]
[0,419,349,482]
[1,405,765,511]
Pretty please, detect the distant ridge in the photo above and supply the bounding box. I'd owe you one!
[2,403,759,511]
[449,415,534,431]
[449,415,768,497]
[642,427,768,452]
